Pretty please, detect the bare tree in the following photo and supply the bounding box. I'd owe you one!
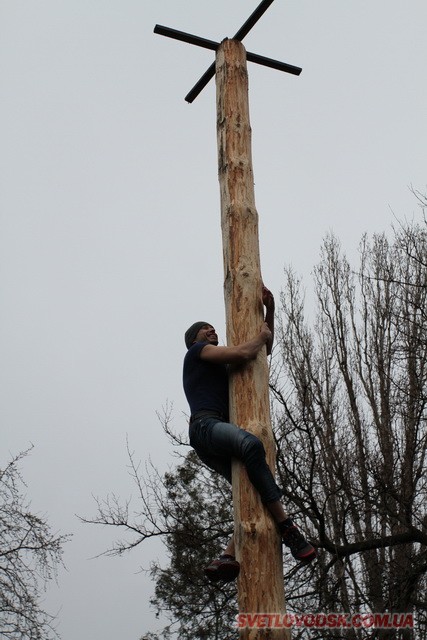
[271,224,427,638]
[0,447,70,640]
[81,432,237,640]
[84,217,427,640]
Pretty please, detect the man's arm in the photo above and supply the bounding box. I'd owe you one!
[262,285,275,355]
[200,323,272,365]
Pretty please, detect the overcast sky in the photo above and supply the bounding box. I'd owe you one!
[1,1,426,639]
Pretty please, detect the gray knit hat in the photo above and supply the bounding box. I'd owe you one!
[185,321,210,349]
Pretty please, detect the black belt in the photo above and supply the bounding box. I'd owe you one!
[189,410,224,424]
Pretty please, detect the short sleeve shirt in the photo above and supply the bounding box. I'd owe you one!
[183,342,229,419]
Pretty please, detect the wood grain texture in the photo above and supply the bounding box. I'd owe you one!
[216,38,290,640]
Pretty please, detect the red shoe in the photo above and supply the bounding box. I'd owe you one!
[282,523,317,563]
[204,555,240,583]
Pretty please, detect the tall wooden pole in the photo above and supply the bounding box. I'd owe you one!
[216,39,290,640]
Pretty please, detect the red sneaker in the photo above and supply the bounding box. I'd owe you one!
[204,556,240,583]
[282,523,317,563]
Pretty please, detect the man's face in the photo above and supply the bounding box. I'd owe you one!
[194,324,218,346]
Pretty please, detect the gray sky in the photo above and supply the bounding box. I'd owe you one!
[1,1,426,639]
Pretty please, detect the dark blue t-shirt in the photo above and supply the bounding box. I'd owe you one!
[183,342,229,419]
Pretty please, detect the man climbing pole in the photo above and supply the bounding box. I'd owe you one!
[156,2,308,630]
[183,285,317,582]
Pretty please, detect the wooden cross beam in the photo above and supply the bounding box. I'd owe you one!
[155,3,300,638]
[154,0,301,102]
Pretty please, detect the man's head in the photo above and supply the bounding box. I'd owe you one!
[185,322,218,349]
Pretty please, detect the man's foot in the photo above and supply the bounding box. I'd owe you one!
[280,520,317,563]
[204,555,240,583]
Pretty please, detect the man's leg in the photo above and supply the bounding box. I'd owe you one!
[189,419,240,582]
[207,419,283,504]
[224,538,235,556]
[204,536,241,583]
[191,418,316,579]
[207,421,316,564]
[265,501,317,562]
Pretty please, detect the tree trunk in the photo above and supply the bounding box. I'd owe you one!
[216,38,289,640]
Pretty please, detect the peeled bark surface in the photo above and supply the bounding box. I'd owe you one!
[216,38,289,640]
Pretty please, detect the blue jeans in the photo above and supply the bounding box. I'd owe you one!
[189,416,283,504]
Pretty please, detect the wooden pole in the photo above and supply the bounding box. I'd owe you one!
[216,39,290,640]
